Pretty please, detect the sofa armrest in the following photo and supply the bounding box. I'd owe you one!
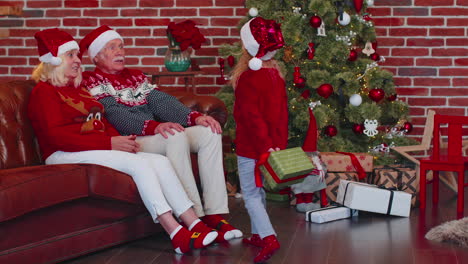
[163,90,228,127]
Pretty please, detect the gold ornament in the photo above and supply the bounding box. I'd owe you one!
[283,46,293,62]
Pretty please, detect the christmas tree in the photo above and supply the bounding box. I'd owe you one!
[218,0,417,176]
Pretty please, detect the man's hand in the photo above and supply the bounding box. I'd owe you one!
[111,135,140,153]
[267,147,281,152]
[154,122,184,139]
[195,115,222,134]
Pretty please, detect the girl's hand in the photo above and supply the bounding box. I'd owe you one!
[267,147,281,152]
[111,135,140,153]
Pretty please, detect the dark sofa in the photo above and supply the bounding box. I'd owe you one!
[0,80,227,264]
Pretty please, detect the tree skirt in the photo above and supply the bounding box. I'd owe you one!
[425,217,468,247]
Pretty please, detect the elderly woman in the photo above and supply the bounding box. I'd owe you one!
[28,28,218,254]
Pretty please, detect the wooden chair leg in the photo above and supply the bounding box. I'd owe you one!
[457,169,464,218]
[432,171,439,205]
[420,167,427,209]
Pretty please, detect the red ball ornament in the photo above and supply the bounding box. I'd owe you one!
[309,15,322,28]
[317,83,334,99]
[352,123,364,134]
[324,125,338,137]
[368,88,385,102]
[363,14,372,21]
[402,122,413,133]
[387,94,397,101]
[227,55,235,67]
[370,53,380,61]
[348,49,358,61]
[294,77,306,89]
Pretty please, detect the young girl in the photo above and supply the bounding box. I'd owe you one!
[232,16,287,263]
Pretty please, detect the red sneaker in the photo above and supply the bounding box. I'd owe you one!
[242,234,263,247]
[189,219,231,243]
[253,235,280,263]
[171,226,218,254]
[202,214,243,239]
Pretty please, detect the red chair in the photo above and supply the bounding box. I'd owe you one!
[419,114,468,218]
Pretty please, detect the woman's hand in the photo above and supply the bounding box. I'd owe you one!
[111,135,140,153]
[267,147,281,152]
[154,122,184,139]
[195,115,222,134]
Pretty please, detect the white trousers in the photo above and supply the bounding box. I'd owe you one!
[46,150,194,221]
[136,125,228,217]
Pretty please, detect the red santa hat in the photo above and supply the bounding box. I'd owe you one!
[240,16,285,71]
[34,28,79,66]
[79,25,123,60]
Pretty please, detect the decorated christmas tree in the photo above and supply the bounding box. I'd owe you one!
[218,0,417,176]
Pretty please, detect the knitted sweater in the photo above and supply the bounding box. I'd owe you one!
[233,68,288,159]
[28,81,120,160]
[82,68,202,136]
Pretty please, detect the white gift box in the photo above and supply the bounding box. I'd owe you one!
[336,180,411,217]
[305,206,358,223]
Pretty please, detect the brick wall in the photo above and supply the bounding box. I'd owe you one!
[0,0,467,138]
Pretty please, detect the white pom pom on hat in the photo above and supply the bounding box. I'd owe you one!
[248,57,262,71]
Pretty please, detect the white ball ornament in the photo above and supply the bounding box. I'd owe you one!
[249,7,258,17]
[338,11,351,26]
[366,0,374,7]
[349,94,362,106]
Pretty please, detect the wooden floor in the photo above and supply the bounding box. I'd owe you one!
[64,184,468,264]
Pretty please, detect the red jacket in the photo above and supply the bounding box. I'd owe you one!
[233,68,288,159]
[28,81,120,160]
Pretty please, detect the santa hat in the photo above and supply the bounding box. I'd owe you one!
[79,25,123,60]
[240,16,284,71]
[34,28,79,66]
[302,107,318,152]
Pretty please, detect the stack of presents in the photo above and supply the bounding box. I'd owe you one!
[259,148,420,224]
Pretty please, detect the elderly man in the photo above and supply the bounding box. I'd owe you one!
[79,25,242,242]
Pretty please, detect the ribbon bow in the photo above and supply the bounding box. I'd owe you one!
[335,151,367,179]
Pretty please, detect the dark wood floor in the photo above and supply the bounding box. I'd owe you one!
[64,184,468,264]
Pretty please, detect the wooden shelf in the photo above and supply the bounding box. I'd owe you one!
[146,70,203,93]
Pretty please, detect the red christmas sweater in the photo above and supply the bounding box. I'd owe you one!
[233,68,288,159]
[28,81,120,160]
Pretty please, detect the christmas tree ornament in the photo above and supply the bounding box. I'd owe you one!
[349,94,362,106]
[307,42,315,60]
[366,0,374,7]
[317,83,334,99]
[309,15,322,28]
[348,49,358,61]
[249,7,258,17]
[216,57,227,85]
[352,123,365,134]
[317,21,327,36]
[227,55,235,67]
[302,106,318,152]
[353,0,363,13]
[363,13,372,21]
[363,119,378,137]
[301,89,310,99]
[368,88,385,102]
[293,66,301,83]
[294,76,306,89]
[387,94,397,101]
[402,122,413,133]
[324,125,338,137]
[283,46,293,62]
[370,53,380,61]
[338,11,351,26]
[362,41,375,56]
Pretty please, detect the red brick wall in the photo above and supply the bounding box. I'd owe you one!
[0,0,467,137]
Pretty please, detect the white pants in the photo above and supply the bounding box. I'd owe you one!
[46,150,194,221]
[136,125,228,217]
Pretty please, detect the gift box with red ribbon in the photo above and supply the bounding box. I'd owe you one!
[255,147,316,192]
[320,152,374,179]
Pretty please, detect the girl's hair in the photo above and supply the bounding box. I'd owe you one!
[230,47,284,89]
[31,52,82,88]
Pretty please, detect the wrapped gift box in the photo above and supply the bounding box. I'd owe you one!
[260,147,315,192]
[320,152,374,172]
[371,165,419,207]
[336,180,412,217]
[323,172,360,202]
[305,206,358,223]
[266,189,291,202]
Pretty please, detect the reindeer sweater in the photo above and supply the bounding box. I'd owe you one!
[28,81,120,160]
[82,68,202,136]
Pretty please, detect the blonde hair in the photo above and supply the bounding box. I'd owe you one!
[31,53,82,88]
[230,47,283,90]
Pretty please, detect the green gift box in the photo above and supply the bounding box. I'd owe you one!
[259,147,315,192]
